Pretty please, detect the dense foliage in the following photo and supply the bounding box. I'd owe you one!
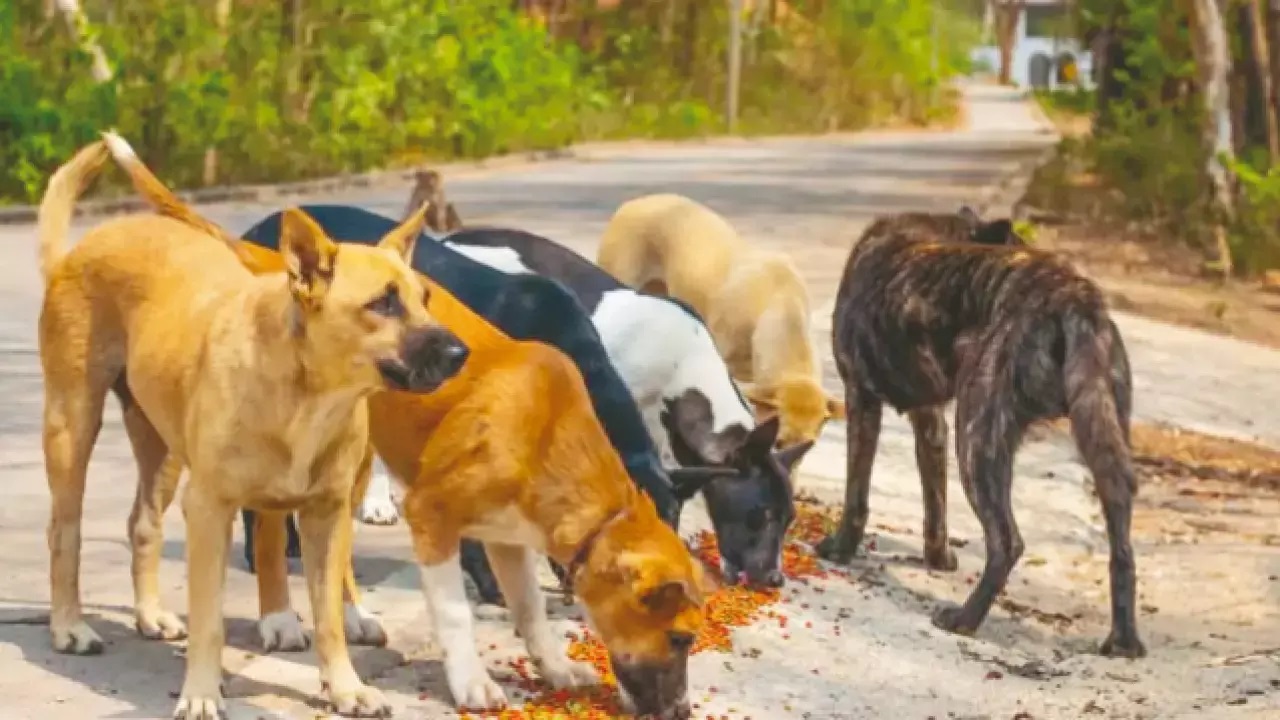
[1,0,977,203]
[1033,0,1280,274]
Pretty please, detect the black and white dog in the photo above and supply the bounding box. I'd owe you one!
[413,226,816,589]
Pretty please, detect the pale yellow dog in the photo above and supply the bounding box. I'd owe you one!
[37,136,468,719]
[597,193,843,448]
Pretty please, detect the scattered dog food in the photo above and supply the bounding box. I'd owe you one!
[460,505,847,718]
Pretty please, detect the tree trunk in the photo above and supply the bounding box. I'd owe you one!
[53,0,112,83]
[995,1,1025,85]
[727,0,743,132]
[203,0,234,187]
[1246,0,1280,162]
[1267,0,1280,149]
[1187,0,1237,277]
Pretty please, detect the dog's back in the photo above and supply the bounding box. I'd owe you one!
[598,193,742,312]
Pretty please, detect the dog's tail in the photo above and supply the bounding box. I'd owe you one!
[37,140,111,279]
[1062,305,1137,496]
[100,131,261,266]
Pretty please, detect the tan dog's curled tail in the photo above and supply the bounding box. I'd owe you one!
[101,131,261,266]
[38,140,110,280]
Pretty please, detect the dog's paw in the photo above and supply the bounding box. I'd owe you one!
[923,544,959,572]
[259,609,311,652]
[1099,629,1147,659]
[930,603,977,637]
[326,681,392,718]
[357,495,400,526]
[137,607,188,641]
[171,694,226,720]
[537,655,598,690]
[815,533,860,565]
[343,603,388,647]
[51,620,104,655]
[448,670,507,712]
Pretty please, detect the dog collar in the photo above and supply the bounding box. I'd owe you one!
[563,507,628,598]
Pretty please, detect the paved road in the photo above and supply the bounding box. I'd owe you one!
[1,84,1277,719]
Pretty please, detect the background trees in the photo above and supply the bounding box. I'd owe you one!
[1,0,977,202]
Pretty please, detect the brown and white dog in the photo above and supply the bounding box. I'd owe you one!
[597,193,843,449]
[109,148,715,719]
[37,136,468,719]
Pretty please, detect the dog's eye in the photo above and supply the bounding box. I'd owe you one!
[667,630,695,653]
[365,284,405,318]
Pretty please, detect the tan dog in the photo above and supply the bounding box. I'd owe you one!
[403,169,463,233]
[597,193,843,448]
[38,136,468,719]
[109,151,715,718]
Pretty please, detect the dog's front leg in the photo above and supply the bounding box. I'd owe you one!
[485,543,596,689]
[253,510,310,652]
[298,498,390,717]
[174,484,235,720]
[418,548,508,711]
[907,406,958,571]
[341,443,389,647]
[817,382,883,564]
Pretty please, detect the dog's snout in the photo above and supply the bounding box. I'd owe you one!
[381,326,468,393]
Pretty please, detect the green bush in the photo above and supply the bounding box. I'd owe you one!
[2,0,976,204]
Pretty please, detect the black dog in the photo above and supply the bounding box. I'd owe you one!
[817,207,1145,658]
[237,206,735,603]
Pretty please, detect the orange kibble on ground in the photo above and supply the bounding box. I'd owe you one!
[459,505,839,718]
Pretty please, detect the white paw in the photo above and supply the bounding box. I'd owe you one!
[325,681,392,718]
[537,655,599,690]
[343,603,388,647]
[258,609,310,652]
[447,666,507,711]
[51,620,104,655]
[357,496,399,526]
[136,607,187,641]
[171,693,225,720]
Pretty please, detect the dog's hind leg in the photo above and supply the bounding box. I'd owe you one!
[817,382,883,564]
[485,543,597,689]
[123,402,187,640]
[254,510,311,653]
[1067,319,1145,658]
[460,539,506,606]
[931,375,1024,637]
[908,406,957,571]
[43,358,113,655]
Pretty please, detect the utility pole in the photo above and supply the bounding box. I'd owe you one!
[727,0,743,133]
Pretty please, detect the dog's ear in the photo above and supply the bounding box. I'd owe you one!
[670,466,738,501]
[972,219,1017,246]
[739,415,781,459]
[773,439,815,473]
[279,208,339,310]
[618,554,703,615]
[825,394,846,419]
[444,203,464,232]
[380,200,430,262]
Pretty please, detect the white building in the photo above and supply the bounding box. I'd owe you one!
[970,0,1094,90]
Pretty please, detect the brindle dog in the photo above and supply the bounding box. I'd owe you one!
[817,207,1145,658]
